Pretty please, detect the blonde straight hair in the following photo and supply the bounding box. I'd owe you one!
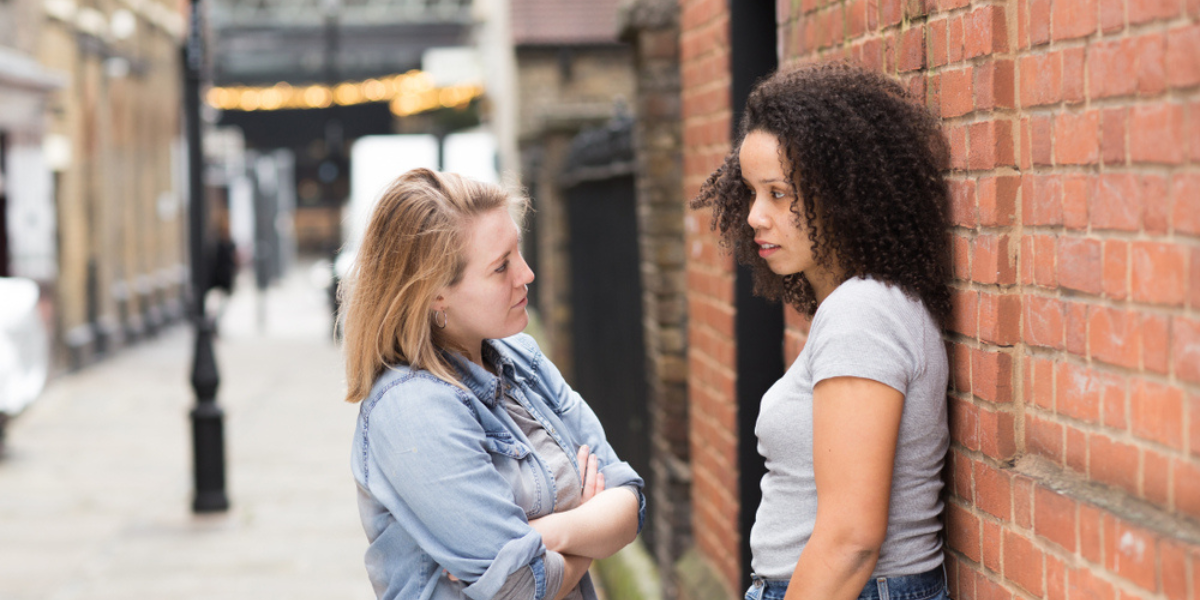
[338,168,528,403]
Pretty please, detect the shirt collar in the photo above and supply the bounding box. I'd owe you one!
[446,340,517,407]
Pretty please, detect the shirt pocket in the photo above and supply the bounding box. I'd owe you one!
[482,430,547,518]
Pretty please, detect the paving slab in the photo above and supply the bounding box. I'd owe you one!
[0,264,373,600]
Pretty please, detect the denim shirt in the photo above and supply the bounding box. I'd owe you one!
[351,333,646,600]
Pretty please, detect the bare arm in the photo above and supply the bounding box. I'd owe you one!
[529,486,639,559]
[783,376,904,600]
[554,554,592,600]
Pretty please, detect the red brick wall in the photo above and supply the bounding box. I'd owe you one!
[681,0,740,592]
[682,0,1200,596]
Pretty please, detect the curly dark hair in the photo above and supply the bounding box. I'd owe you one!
[692,62,952,322]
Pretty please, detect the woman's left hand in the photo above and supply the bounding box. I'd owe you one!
[576,445,605,503]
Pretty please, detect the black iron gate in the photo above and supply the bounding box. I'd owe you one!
[560,116,651,501]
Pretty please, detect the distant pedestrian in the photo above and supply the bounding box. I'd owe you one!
[338,168,644,600]
[692,63,953,600]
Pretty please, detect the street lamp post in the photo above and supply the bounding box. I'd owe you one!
[184,0,228,513]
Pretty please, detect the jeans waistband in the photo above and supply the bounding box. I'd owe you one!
[858,566,946,600]
[749,565,944,600]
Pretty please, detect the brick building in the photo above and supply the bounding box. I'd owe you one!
[678,1,1200,599]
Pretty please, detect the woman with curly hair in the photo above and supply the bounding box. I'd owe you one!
[693,63,952,600]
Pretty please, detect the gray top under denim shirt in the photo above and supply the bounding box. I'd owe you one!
[351,333,645,600]
[751,277,949,579]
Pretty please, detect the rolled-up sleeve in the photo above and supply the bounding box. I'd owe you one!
[362,379,546,600]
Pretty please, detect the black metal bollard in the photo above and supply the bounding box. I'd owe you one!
[184,0,228,513]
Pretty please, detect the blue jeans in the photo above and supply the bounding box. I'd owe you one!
[744,565,948,600]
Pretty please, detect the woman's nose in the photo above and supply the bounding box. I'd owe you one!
[747,195,769,229]
[516,253,535,285]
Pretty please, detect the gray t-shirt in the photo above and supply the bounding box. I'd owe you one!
[750,277,949,579]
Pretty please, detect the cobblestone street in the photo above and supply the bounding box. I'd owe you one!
[0,264,373,599]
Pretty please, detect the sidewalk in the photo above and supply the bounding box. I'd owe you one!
[0,263,373,600]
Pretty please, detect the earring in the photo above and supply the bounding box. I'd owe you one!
[433,309,448,329]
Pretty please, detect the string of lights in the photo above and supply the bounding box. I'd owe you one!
[206,70,483,117]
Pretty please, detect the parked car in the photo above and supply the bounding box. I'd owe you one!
[0,277,50,448]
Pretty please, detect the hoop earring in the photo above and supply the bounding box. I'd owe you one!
[433,309,448,329]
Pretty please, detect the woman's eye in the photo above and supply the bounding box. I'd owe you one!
[495,261,509,273]
[771,190,787,199]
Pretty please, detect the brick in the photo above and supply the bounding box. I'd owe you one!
[973,234,1016,285]
[966,6,1008,58]
[1173,316,1200,384]
[1066,424,1088,473]
[976,60,1016,112]
[1059,176,1088,231]
[1058,362,1102,424]
[951,396,981,451]
[1100,0,1125,31]
[981,518,1002,572]
[1089,39,1139,99]
[930,18,949,67]
[1141,312,1170,375]
[1167,24,1200,88]
[949,15,966,62]
[979,176,1019,226]
[1034,485,1077,552]
[1131,104,1186,164]
[1142,447,1169,505]
[1090,434,1139,495]
[1190,100,1200,162]
[1160,539,1189,600]
[1058,237,1102,295]
[974,461,1013,520]
[969,119,1015,169]
[979,406,1018,460]
[1171,174,1200,235]
[1065,301,1088,357]
[1142,175,1170,234]
[1101,372,1128,430]
[1014,474,1034,527]
[942,68,974,118]
[1004,530,1044,595]
[949,124,969,171]
[1025,294,1065,349]
[1034,234,1058,287]
[954,234,972,281]
[1021,52,1062,107]
[1175,458,1200,518]
[1102,240,1128,300]
[882,0,903,26]
[1135,33,1167,95]
[1104,517,1157,592]
[1101,107,1127,165]
[1192,248,1200,310]
[1089,307,1140,369]
[1063,47,1086,103]
[1070,566,1115,600]
[973,348,1015,404]
[1029,356,1056,410]
[1131,242,1188,306]
[1192,393,1200,458]
[976,571,1012,600]
[1030,0,1052,45]
[950,449,975,500]
[1027,174,1063,224]
[979,292,1021,346]
[1056,110,1101,165]
[1079,503,1104,565]
[1047,554,1067,600]
[951,288,978,338]
[947,502,982,562]
[1031,114,1054,165]
[1028,414,1064,462]
[899,26,925,72]
[1092,173,1141,232]
[1131,379,1185,448]
[1130,0,1181,21]
[1054,0,1097,40]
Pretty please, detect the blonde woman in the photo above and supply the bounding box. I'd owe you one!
[340,168,643,600]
